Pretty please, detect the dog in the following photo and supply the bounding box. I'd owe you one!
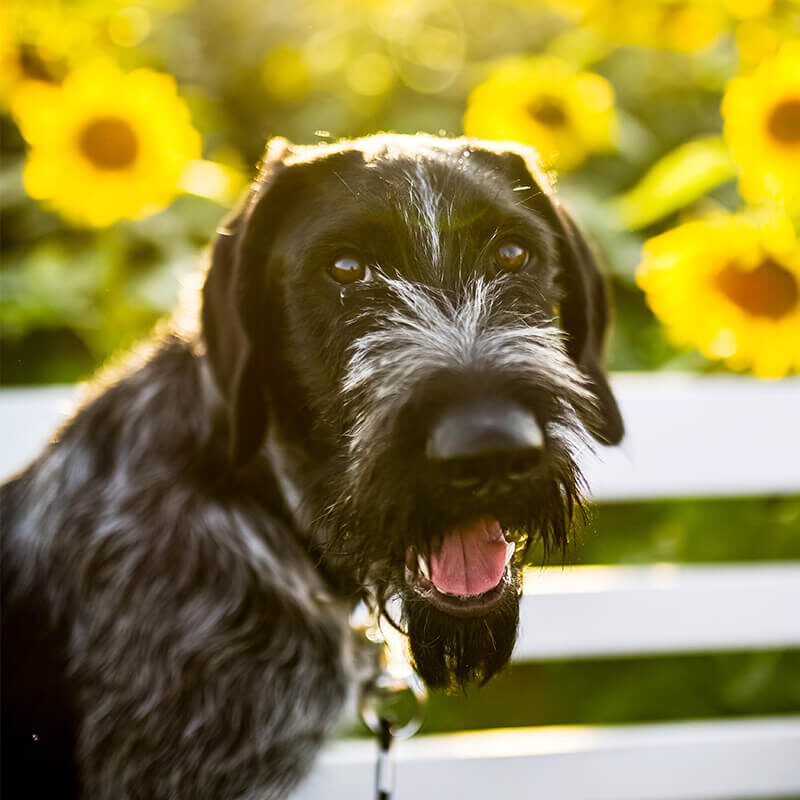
[1,134,623,798]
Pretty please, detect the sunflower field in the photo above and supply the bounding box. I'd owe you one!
[2,0,800,733]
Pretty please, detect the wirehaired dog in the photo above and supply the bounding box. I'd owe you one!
[1,134,623,798]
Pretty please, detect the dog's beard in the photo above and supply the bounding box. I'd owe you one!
[402,573,521,691]
[313,443,586,691]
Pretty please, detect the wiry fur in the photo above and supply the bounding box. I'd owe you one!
[2,341,352,799]
[1,134,622,797]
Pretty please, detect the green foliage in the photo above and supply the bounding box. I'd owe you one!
[419,650,800,733]
[613,136,736,230]
[528,497,800,566]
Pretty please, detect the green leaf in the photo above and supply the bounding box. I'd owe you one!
[612,136,736,230]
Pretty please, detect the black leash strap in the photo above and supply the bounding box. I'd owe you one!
[353,603,426,800]
[375,717,394,800]
[359,668,426,800]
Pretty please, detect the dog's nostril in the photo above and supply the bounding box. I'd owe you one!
[426,402,544,486]
[441,451,541,489]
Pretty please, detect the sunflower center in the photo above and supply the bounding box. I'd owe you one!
[766,98,800,145]
[79,116,139,170]
[714,258,798,320]
[528,95,568,128]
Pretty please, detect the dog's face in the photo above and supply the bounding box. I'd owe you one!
[202,135,623,690]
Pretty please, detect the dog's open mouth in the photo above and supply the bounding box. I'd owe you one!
[404,516,516,617]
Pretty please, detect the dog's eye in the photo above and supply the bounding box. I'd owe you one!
[329,255,372,284]
[494,242,529,273]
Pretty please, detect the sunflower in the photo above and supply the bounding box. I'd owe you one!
[463,56,617,171]
[12,61,201,227]
[636,214,800,378]
[722,41,800,209]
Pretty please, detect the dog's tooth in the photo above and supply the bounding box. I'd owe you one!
[505,540,516,564]
[417,554,431,579]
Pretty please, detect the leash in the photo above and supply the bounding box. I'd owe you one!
[376,718,393,800]
[355,605,427,800]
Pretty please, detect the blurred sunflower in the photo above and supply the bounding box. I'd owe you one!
[12,61,201,227]
[637,214,800,378]
[463,56,616,171]
[722,42,800,209]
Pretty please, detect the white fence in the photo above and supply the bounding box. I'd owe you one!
[2,374,800,799]
[518,562,800,660]
[297,718,800,800]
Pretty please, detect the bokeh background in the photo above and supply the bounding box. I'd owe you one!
[1,0,799,735]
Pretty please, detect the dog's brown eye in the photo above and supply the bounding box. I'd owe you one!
[494,242,529,273]
[329,255,371,284]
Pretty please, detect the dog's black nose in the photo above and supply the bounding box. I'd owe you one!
[426,402,544,488]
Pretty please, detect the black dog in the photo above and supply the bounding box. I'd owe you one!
[1,134,623,798]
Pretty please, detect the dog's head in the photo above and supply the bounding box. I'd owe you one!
[202,134,623,690]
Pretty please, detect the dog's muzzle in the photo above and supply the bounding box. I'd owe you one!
[403,400,541,617]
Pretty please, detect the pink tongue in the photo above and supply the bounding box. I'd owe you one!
[430,517,507,597]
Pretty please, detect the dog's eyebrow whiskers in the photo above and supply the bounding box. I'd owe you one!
[513,190,541,207]
[332,170,360,200]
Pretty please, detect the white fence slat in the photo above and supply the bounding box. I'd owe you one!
[292,716,800,800]
[2,375,800,498]
[515,562,800,660]
[0,385,79,479]
[586,373,800,501]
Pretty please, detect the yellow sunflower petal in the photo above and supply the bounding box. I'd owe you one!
[636,213,800,378]
[463,55,617,172]
[722,42,800,209]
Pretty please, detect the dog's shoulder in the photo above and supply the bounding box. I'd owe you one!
[1,333,316,597]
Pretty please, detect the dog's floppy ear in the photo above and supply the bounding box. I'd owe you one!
[548,200,624,444]
[202,138,295,466]
[471,143,623,445]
